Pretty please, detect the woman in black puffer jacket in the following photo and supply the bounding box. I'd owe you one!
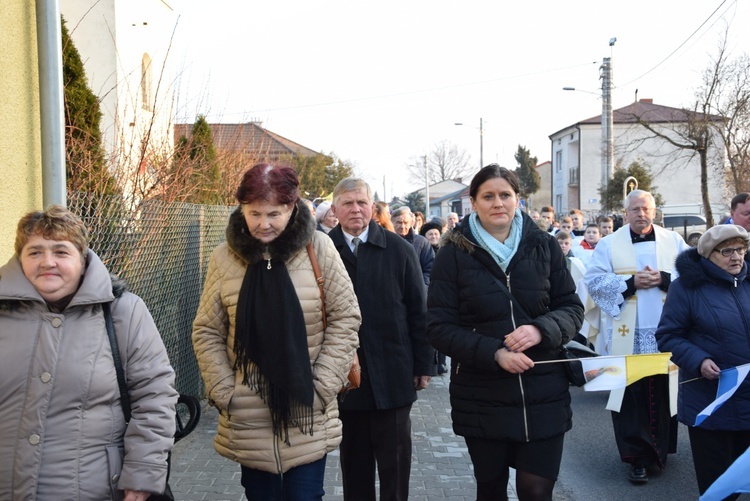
[427,165,583,501]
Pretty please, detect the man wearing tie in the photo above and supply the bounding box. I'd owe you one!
[329,177,434,500]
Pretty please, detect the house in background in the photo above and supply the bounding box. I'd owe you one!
[174,121,320,166]
[173,121,322,191]
[412,179,467,219]
[549,98,727,220]
[61,0,179,186]
[530,161,552,211]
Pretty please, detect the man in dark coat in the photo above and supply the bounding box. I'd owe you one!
[392,206,434,286]
[329,177,435,501]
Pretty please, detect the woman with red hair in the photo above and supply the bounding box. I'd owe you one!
[192,164,361,500]
[372,200,395,232]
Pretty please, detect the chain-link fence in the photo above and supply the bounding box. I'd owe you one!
[68,192,235,397]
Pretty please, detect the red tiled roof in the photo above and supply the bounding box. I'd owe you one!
[174,122,320,160]
[550,99,724,138]
[580,99,723,125]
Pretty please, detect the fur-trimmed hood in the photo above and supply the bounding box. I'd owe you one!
[225,201,316,265]
[441,211,549,255]
[675,247,749,290]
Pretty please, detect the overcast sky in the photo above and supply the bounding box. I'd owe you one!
[170,0,749,199]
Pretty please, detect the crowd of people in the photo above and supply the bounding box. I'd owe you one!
[1,162,748,501]
[531,191,750,495]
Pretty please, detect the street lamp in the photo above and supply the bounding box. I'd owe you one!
[455,118,484,169]
[562,87,599,96]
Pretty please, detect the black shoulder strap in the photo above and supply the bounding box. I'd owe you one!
[104,302,131,423]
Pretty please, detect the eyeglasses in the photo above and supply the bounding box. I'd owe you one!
[714,247,747,257]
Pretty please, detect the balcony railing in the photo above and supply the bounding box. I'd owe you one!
[568,166,579,186]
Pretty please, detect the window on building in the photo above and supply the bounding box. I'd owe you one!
[555,150,562,172]
[555,194,562,214]
[141,54,153,111]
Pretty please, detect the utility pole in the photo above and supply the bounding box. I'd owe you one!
[424,155,430,216]
[600,57,614,196]
[600,36,616,202]
[479,117,484,169]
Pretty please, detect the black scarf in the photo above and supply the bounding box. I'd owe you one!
[233,240,314,445]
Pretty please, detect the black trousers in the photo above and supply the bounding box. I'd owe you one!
[339,404,413,501]
[611,375,677,469]
[688,425,750,498]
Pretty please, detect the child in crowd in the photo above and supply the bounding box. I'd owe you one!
[578,224,601,265]
[580,224,600,250]
[598,216,614,236]
[559,217,573,234]
[555,230,586,287]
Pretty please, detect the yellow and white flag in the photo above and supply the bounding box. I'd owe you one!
[580,353,672,392]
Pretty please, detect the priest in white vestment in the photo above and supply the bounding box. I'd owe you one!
[584,190,689,485]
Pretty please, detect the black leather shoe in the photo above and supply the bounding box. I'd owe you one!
[628,465,649,484]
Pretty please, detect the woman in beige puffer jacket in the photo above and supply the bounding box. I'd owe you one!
[192,164,360,499]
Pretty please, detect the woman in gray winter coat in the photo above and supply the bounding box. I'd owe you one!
[0,206,178,501]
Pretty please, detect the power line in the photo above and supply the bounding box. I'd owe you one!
[194,61,599,119]
[619,0,733,88]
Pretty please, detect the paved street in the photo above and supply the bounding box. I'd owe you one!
[169,372,517,500]
[169,371,748,501]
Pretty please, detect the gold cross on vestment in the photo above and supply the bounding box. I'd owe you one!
[618,324,630,337]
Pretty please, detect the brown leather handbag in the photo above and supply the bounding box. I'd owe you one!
[306,242,361,392]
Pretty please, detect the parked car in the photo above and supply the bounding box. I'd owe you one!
[662,214,707,246]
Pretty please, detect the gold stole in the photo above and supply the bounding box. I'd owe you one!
[606,225,674,412]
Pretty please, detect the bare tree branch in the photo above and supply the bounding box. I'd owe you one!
[406,140,473,186]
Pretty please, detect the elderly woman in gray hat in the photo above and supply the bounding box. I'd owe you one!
[656,225,750,498]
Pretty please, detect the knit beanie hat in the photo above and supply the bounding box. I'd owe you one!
[420,220,443,237]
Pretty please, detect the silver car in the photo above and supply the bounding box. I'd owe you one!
[662,215,706,246]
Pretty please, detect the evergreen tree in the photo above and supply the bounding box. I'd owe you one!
[514,145,540,206]
[189,116,222,204]
[62,17,119,196]
[170,115,222,204]
[289,152,354,200]
[323,156,354,195]
[404,191,425,213]
[598,160,664,212]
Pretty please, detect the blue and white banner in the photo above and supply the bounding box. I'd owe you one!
[700,445,750,500]
[694,363,750,427]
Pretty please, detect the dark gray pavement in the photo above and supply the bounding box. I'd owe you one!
[169,372,518,500]
[170,372,743,500]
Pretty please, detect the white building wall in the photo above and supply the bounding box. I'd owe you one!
[578,126,600,217]
[61,0,118,151]
[551,135,567,215]
[61,0,178,193]
[613,122,726,209]
[551,119,728,219]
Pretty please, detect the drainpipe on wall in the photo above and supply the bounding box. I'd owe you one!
[36,0,66,207]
